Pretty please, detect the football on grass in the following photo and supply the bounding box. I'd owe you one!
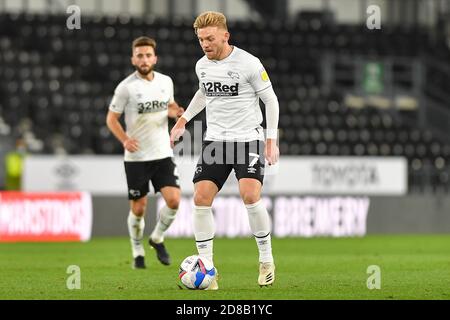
[178,255,216,290]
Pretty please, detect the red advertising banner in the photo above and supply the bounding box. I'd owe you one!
[0,192,92,242]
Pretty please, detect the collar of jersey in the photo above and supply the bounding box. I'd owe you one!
[135,71,157,82]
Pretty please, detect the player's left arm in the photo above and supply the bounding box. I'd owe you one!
[258,86,280,165]
[248,60,280,165]
[168,101,185,120]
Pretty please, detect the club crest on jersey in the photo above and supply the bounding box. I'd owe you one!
[227,71,240,79]
[202,82,239,97]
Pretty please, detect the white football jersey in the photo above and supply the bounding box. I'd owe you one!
[109,71,174,161]
[196,46,272,142]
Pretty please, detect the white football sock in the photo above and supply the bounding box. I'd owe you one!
[246,200,274,263]
[150,205,178,244]
[127,211,145,258]
[193,206,215,264]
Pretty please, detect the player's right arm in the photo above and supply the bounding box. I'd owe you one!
[106,111,139,152]
[170,89,206,148]
[106,84,139,152]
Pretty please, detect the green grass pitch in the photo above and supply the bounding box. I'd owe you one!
[0,235,449,300]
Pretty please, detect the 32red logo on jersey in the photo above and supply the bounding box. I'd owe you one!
[202,82,239,96]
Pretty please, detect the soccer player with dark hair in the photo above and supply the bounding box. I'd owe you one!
[107,37,184,269]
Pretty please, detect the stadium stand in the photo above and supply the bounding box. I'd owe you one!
[0,12,449,193]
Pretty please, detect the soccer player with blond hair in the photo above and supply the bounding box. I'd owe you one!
[171,12,280,289]
[107,37,184,269]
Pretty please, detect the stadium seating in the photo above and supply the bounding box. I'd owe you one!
[0,12,449,193]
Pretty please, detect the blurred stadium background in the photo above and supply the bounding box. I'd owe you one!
[0,0,450,300]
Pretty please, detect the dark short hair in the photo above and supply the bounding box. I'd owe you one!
[132,37,157,55]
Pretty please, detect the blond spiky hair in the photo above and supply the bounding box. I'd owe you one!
[193,11,228,33]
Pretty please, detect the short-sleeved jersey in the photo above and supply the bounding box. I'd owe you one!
[196,46,272,142]
[109,71,174,162]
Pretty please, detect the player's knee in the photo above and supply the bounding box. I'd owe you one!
[131,208,145,217]
[194,191,213,206]
[166,197,180,210]
[241,192,260,205]
[131,200,146,216]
